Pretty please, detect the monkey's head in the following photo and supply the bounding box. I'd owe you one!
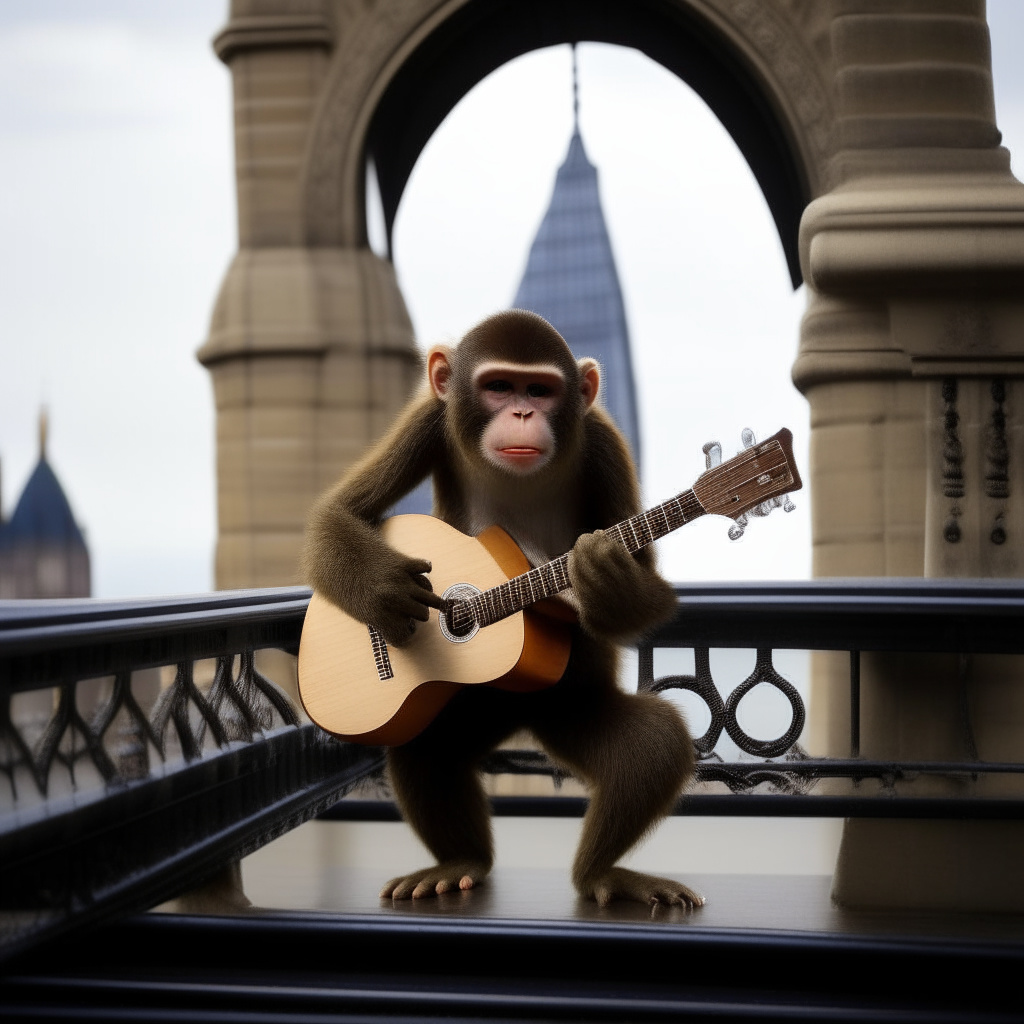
[428,310,600,479]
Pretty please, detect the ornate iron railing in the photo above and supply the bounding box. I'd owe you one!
[3,580,1024,961]
[0,589,384,961]
[328,579,1024,820]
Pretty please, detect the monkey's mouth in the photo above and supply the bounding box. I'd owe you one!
[496,446,546,470]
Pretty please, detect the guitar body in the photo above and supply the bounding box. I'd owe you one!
[297,515,573,746]
[298,428,802,747]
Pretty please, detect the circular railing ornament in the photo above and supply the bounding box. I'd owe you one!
[642,648,725,756]
[723,648,805,758]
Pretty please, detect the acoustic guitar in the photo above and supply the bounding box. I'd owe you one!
[298,427,802,745]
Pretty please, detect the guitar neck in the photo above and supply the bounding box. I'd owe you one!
[449,429,799,634]
[458,489,707,630]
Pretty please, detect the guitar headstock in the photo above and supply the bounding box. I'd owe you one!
[691,428,802,521]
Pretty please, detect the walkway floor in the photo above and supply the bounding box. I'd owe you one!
[178,863,1024,947]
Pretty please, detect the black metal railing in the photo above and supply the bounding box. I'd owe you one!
[0,589,384,961]
[327,579,1024,820]
[3,579,1024,961]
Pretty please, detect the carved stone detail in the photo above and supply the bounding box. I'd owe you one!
[941,378,964,544]
[701,0,835,191]
[986,378,1010,545]
[301,0,836,247]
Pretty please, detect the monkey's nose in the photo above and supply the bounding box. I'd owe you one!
[514,410,533,419]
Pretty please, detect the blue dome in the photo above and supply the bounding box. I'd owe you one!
[0,458,86,549]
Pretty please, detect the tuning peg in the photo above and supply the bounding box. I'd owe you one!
[728,513,748,541]
[702,441,722,470]
[728,493,795,542]
[740,427,756,450]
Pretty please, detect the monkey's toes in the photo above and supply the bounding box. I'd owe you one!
[379,863,488,900]
[649,882,706,909]
[585,868,705,910]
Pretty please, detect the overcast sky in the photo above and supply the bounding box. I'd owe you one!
[2,2,1024,597]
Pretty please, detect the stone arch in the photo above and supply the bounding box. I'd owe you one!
[209,0,1024,915]
[300,0,834,287]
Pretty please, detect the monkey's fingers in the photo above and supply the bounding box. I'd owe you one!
[395,594,432,622]
[411,575,444,608]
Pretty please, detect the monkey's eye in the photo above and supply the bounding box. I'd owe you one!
[484,380,513,393]
[526,383,551,398]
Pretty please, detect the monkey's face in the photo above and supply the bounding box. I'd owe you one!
[427,317,600,482]
[473,362,565,475]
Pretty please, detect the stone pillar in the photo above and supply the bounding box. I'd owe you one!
[797,0,1024,911]
[200,2,420,591]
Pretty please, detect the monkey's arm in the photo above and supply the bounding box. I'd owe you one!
[567,410,677,643]
[301,393,445,646]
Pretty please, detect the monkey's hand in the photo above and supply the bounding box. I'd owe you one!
[578,867,705,910]
[359,553,444,648]
[567,530,677,642]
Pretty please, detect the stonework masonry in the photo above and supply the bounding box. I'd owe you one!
[203,0,1024,911]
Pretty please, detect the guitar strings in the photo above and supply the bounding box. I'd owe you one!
[447,440,791,634]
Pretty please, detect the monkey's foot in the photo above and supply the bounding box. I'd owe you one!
[380,861,490,900]
[578,867,705,909]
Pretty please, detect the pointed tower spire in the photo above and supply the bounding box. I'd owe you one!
[572,42,579,135]
[512,48,642,465]
[39,407,48,462]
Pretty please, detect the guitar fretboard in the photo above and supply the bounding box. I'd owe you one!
[448,488,706,633]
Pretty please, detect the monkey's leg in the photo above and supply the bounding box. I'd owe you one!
[382,687,521,900]
[532,645,702,909]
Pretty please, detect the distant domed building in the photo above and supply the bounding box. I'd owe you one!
[512,50,641,465]
[0,412,90,599]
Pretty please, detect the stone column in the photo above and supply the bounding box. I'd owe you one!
[199,2,420,705]
[797,0,1024,911]
[200,2,420,591]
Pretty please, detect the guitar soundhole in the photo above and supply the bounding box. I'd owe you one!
[439,583,481,644]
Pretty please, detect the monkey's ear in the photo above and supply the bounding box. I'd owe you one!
[427,346,455,401]
[578,358,600,410]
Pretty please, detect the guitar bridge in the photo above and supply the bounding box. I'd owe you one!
[367,625,394,681]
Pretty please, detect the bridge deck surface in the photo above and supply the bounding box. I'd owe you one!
[169,864,1024,947]
[10,870,1023,1020]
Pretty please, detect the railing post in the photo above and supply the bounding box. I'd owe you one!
[849,650,860,759]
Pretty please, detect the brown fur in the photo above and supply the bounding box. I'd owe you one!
[301,310,701,908]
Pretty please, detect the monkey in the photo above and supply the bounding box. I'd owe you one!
[303,309,703,909]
